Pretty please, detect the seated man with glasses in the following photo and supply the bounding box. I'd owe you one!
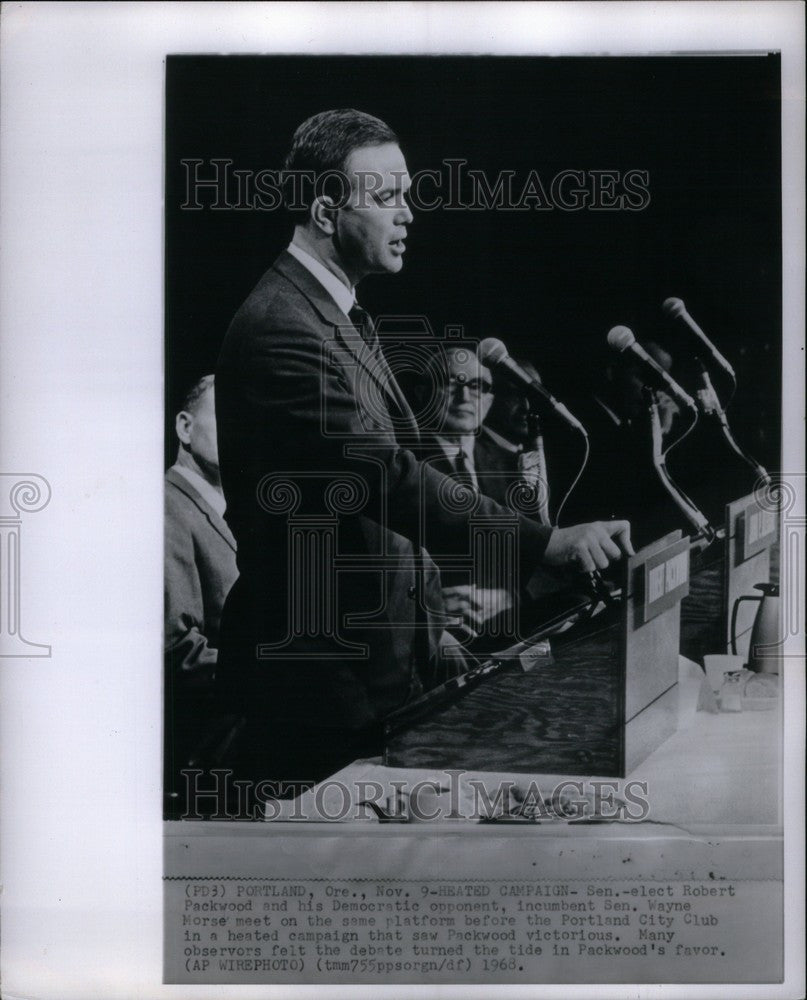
[412,345,516,637]
[413,345,574,638]
[416,345,495,490]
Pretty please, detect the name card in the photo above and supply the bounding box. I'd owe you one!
[739,501,778,561]
[637,536,690,626]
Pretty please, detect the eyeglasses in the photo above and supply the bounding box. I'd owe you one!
[441,375,493,397]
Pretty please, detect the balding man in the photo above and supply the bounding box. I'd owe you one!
[165,375,239,814]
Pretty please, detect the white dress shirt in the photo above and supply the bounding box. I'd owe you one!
[286,241,355,316]
[435,434,480,490]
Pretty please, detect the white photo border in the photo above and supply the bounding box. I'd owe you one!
[0,3,803,999]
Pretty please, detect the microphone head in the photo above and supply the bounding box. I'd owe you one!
[606,325,636,353]
[478,337,509,367]
[662,297,686,318]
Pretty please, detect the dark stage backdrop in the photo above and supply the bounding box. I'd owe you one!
[165,54,781,470]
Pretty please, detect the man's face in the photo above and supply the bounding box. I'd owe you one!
[438,349,494,436]
[625,342,680,433]
[494,386,532,442]
[336,143,413,282]
[485,359,540,444]
[176,386,219,476]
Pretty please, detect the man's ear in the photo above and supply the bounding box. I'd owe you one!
[310,195,337,236]
[175,410,193,446]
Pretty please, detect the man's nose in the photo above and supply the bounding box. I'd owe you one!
[396,199,413,225]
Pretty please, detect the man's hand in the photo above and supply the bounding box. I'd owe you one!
[441,585,514,632]
[543,520,634,573]
[437,630,477,678]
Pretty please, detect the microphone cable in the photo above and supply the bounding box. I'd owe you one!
[552,426,590,528]
[660,387,699,459]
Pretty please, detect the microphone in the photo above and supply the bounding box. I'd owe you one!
[606,326,697,413]
[478,338,587,435]
[662,297,736,380]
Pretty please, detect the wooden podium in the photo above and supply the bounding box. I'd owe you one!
[619,529,689,773]
[385,531,690,777]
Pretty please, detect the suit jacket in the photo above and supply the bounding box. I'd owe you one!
[414,434,497,589]
[215,251,552,784]
[418,431,562,599]
[413,437,468,486]
[165,467,238,673]
[474,430,522,507]
[417,430,544,509]
[164,467,239,806]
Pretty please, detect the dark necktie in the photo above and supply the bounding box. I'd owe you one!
[347,302,419,441]
[348,303,378,351]
[454,448,478,492]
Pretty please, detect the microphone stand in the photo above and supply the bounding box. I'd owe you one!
[524,403,614,605]
[694,360,771,486]
[644,387,715,545]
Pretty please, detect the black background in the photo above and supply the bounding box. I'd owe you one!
[165,55,781,468]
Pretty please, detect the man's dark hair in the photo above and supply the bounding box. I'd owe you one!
[282,108,398,218]
[180,374,214,415]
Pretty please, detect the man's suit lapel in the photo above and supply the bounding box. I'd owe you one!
[166,468,237,552]
[274,250,354,335]
[473,432,513,505]
[273,251,420,442]
[418,436,457,479]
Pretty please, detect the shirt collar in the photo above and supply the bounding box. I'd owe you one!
[435,434,477,465]
[172,464,227,519]
[481,424,523,454]
[287,242,356,317]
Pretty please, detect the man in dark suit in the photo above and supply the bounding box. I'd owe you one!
[411,343,512,632]
[414,346,563,632]
[411,344,495,490]
[215,109,634,790]
[477,357,553,524]
[164,375,240,814]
